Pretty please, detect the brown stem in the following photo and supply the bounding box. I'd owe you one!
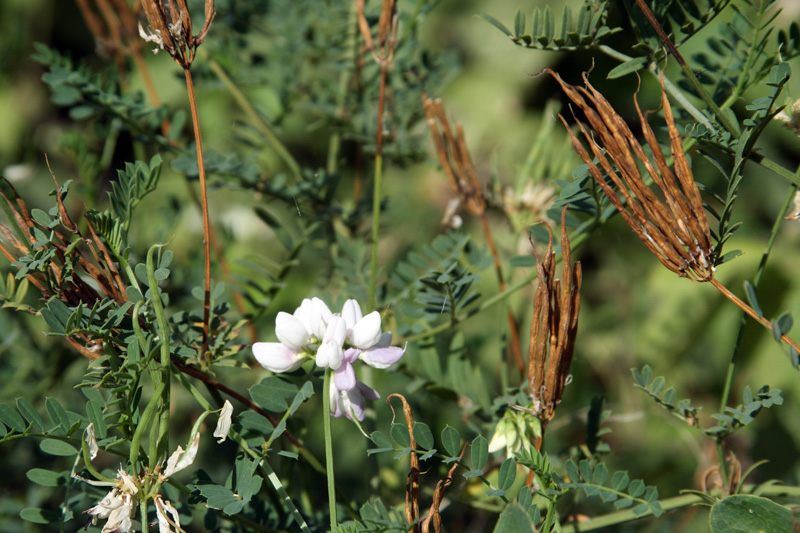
[183,182,258,343]
[709,277,800,353]
[376,61,388,157]
[478,213,523,375]
[633,0,686,67]
[183,68,212,364]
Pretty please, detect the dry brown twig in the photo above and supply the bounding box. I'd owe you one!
[140,0,216,362]
[422,94,525,375]
[547,69,800,354]
[357,0,398,158]
[387,394,420,533]
[528,208,582,442]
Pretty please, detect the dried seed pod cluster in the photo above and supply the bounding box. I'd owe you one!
[422,95,486,217]
[139,0,215,69]
[548,69,714,282]
[528,209,582,424]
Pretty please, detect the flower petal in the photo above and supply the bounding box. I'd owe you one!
[334,361,357,391]
[361,345,404,369]
[329,382,344,418]
[323,315,347,346]
[308,297,333,338]
[213,400,233,444]
[253,342,305,373]
[341,299,363,330]
[275,312,310,349]
[316,342,343,370]
[164,433,199,478]
[350,311,382,349]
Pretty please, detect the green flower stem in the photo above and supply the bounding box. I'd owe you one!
[716,181,798,484]
[147,245,172,463]
[198,48,301,181]
[756,156,800,188]
[561,493,699,532]
[367,154,384,312]
[322,368,338,528]
[80,439,116,483]
[140,498,149,533]
[129,379,166,468]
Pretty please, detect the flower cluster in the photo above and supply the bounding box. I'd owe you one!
[488,408,542,458]
[253,298,404,421]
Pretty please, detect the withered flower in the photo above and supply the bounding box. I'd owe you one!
[139,0,215,69]
[547,69,713,282]
[528,208,582,426]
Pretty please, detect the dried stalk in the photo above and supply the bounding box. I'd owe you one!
[528,208,582,431]
[140,0,216,362]
[422,95,524,375]
[387,394,420,533]
[549,70,800,353]
[357,0,397,312]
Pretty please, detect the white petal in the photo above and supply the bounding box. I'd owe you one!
[275,312,310,349]
[164,433,199,478]
[86,422,98,460]
[253,342,305,373]
[308,297,333,338]
[155,495,181,533]
[341,299,363,330]
[350,311,382,349]
[316,342,343,370]
[213,400,233,444]
[324,316,347,346]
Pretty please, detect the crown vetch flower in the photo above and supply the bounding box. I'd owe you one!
[329,378,381,421]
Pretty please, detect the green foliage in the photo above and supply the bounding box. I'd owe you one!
[478,1,621,51]
[709,494,794,532]
[4,0,800,531]
[31,43,170,136]
[633,365,702,425]
[559,459,664,517]
[706,385,783,439]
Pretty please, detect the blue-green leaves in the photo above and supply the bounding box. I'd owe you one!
[196,456,263,516]
[709,494,793,533]
[633,365,701,425]
[707,385,783,439]
[560,459,663,517]
[478,2,621,52]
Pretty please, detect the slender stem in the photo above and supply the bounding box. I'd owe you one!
[140,499,149,533]
[631,0,739,137]
[716,183,797,480]
[147,245,172,462]
[597,45,714,131]
[368,151,384,313]
[322,368,338,529]
[327,1,359,176]
[199,48,302,180]
[755,156,800,188]
[368,59,390,312]
[709,277,800,353]
[478,213,524,375]
[183,68,212,364]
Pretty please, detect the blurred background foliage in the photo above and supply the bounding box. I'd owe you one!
[1,0,800,531]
